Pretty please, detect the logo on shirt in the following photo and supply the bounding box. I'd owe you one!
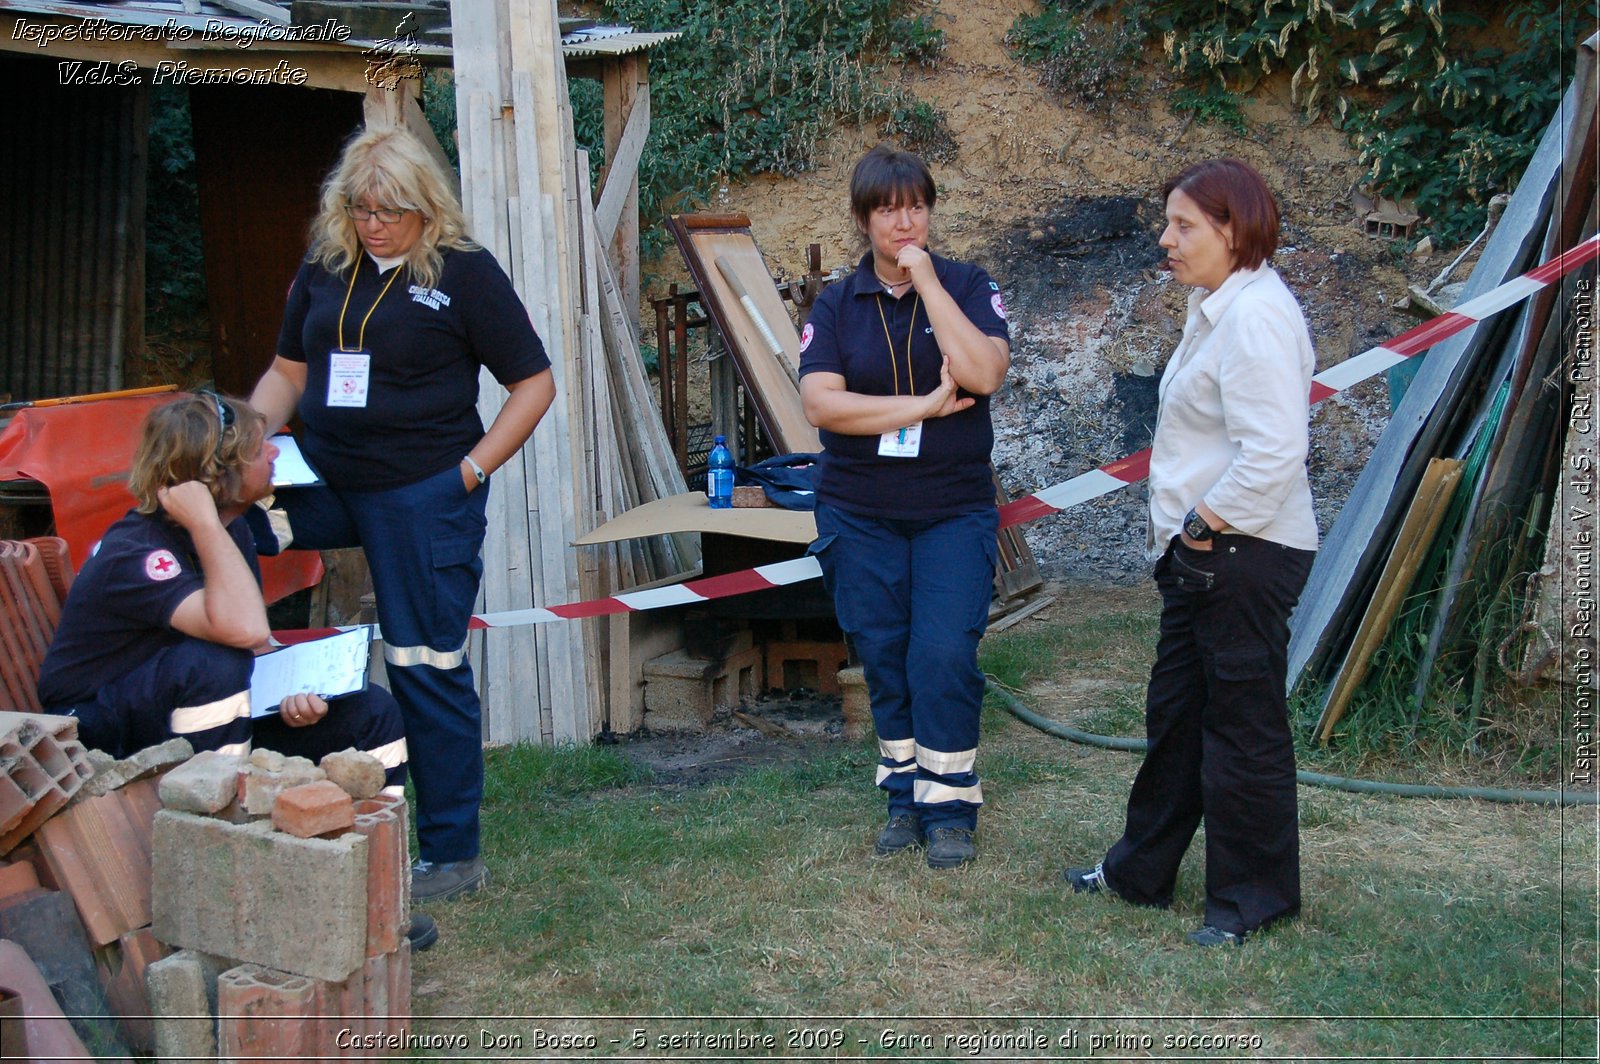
[145,549,181,581]
[408,284,452,310]
[799,322,814,353]
[991,293,1008,320]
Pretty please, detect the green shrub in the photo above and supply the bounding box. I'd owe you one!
[1010,0,1597,243]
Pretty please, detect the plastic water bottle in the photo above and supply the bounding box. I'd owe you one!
[707,435,734,509]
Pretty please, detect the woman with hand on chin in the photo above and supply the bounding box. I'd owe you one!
[799,144,1011,869]
[1064,158,1318,947]
[250,127,556,905]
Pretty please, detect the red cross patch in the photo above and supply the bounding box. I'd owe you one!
[145,549,181,581]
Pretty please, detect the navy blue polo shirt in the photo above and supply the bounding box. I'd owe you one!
[798,251,1009,519]
[37,510,259,708]
[277,247,550,492]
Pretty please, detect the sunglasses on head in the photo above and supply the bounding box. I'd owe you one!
[197,389,235,456]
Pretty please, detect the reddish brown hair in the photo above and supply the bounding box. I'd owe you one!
[1161,158,1279,271]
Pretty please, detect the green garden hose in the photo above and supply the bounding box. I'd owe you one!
[989,682,1599,807]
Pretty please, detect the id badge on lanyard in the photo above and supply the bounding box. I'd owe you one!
[327,349,371,408]
[878,421,923,458]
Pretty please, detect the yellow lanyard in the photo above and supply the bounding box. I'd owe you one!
[875,293,921,396]
[336,257,403,352]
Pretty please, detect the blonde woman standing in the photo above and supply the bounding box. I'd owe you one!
[251,127,555,904]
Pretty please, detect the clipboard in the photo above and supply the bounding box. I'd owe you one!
[270,434,324,488]
[250,626,373,717]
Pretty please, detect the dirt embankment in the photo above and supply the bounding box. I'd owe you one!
[655,0,1453,581]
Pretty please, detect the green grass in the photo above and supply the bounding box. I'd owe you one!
[406,589,1596,1061]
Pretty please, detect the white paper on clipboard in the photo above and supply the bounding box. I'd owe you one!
[269,434,324,488]
[250,627,373,718]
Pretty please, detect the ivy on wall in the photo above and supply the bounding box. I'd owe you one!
[586,0,945,243]
[1008,0,1597,243]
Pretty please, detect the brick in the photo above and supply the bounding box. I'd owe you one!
[94,926,169,1056]
[272,779,356,838]
[158,750,246,815]
[352,794,409,955]
[153,811,369,981]
[238,753,325,816]
[0,887,126,1057]
[361,950,388,1037]
[36,776,163,945]
[313,962,366,1059]
[320,748,386,800]
[643,645,764,731]
[0,726,94,855]
[79,737,193,799]
[217,963,314,1061]
[0,860,39,902]
[0,710,78,742]
[387,940,412,1039]
[764,639,849,694]
[147,949,228,1063]
[838,666,870,741]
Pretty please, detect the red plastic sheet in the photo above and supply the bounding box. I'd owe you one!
[0,395,321,603]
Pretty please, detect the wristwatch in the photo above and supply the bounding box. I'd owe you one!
[1183,508,1215,542]
[463,455,488,486]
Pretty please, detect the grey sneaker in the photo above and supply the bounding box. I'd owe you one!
[874,814,924,855]
[925,826,976,869]
[412,856,488,902]
[1186,925,1244,948]
[1063,861,1111,894]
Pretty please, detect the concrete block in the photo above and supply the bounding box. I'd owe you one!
[238,753,325,816]
[147,949,228,1063]
[153,811,369,981]
[94,926,168,1056]
[216,963,314,1061]
[271,780,355,838]
[838,666,870,741]
[157,750,244,815]
[319,748,386,800]
[36,775,162,945]
[79,737,193,799]
[643,645,763,731]
[352,794,408,955]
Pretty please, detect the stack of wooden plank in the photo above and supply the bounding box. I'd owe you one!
[451,0,691,744]
[1294,33,1598,744]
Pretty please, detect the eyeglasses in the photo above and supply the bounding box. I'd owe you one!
[344,204,411,225]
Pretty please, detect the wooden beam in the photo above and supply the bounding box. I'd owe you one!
[593,84,648,249]
[600,55,647,336]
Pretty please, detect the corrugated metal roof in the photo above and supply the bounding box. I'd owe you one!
[561,29,681,58]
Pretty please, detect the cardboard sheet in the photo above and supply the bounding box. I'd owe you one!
[575,492,815,546]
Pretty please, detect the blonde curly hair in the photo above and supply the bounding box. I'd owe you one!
[128,393,266,515]
[308,127,476,290]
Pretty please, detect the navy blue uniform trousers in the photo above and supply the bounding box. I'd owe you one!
[811,502,997,830]
[270,464,487,863]
[62,635,406,785]
[1102,534,1313,935]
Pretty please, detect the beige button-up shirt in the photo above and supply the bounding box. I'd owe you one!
[1146,264,1319,558]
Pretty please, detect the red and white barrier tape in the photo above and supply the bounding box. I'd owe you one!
[276,233,1600,644]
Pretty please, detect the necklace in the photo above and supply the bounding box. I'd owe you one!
[874,267,912,293]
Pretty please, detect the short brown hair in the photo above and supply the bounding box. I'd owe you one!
[850,143,938,228]
[128,392,266,514]
[1161,158,1280,271]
